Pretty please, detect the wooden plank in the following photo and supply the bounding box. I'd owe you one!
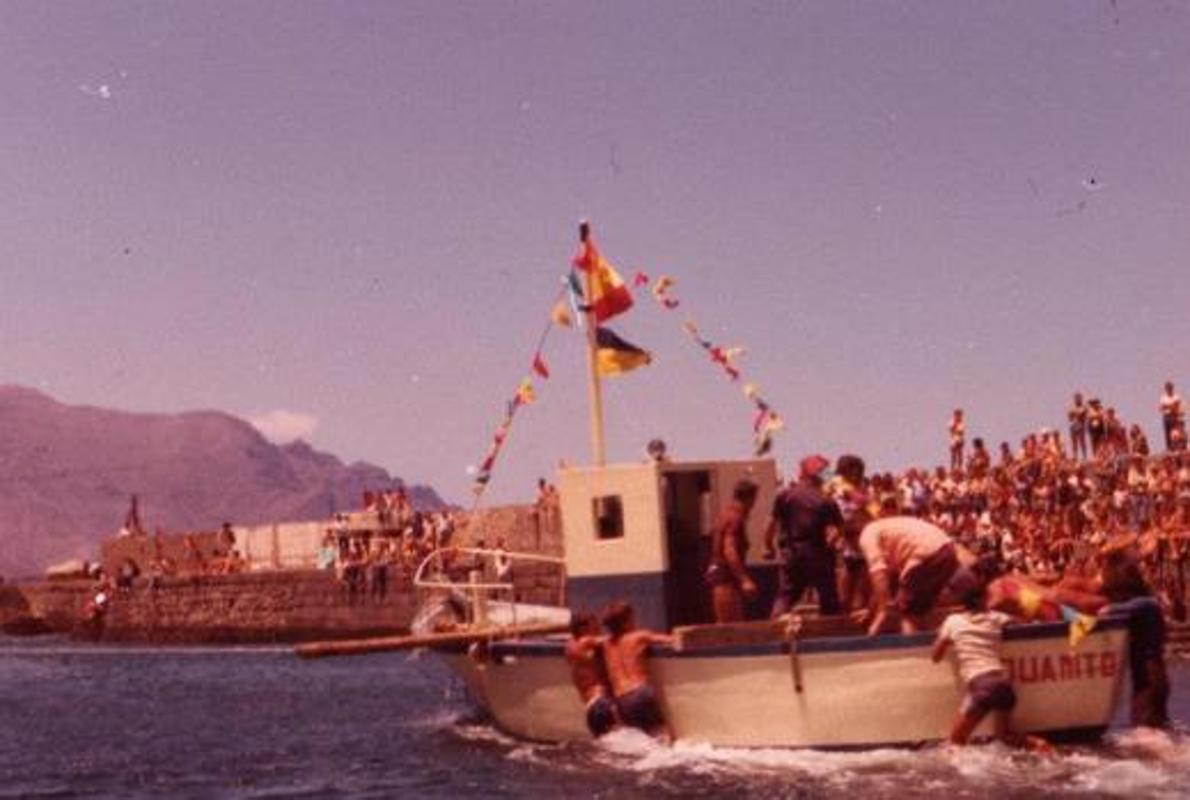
[673,607,964,651]
[294,621,570,659]
[673,619,788,651]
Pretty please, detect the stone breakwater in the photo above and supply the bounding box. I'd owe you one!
[27,571,417,644]
[1,503,564,643]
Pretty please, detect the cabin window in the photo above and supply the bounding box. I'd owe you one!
[593,495,624,540]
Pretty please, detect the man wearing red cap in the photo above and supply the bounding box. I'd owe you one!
[764,454,845,617]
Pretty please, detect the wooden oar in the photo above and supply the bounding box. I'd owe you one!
[295,621,570,660]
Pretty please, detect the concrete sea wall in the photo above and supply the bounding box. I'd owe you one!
[2,502,564,643]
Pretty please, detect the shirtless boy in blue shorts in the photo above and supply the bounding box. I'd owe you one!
[601,601,675,741]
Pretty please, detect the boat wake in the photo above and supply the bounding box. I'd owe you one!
[441,717,1190,799]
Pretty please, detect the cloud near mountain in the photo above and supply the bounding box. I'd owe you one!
[249,409,320,443]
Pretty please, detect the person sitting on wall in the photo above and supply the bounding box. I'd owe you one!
[317,531,337,571]
[218,522,236,551]
[565,612,618,738]
[706,479,760,623]
[183,534,205,575]
[600,601,675,741]
[115,558,140,591]
[224,548,245,574]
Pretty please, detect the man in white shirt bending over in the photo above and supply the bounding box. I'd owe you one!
[857,515,960,635]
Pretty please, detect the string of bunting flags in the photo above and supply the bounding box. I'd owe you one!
[469,229,786,498]
[470,296,558,498]
[633,270,785,456]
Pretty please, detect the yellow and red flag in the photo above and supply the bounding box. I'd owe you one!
[572,237,633,323]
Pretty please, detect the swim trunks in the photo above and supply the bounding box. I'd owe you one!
[585,694,616,737]
[961,669,1016,716]
[896,543,959,617]
[615,685,665,733]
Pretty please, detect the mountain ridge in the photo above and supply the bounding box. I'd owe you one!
[0,385,444,577]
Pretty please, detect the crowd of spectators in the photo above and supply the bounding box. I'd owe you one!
[829,383,1189,614]
[318,488,462,603]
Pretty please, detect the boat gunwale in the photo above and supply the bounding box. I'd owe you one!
[432,615,1129,658]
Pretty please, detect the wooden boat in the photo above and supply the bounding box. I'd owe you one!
[420,457,1129,748]
[307,224,1130,747]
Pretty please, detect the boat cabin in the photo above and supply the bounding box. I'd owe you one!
[557,458,780,631]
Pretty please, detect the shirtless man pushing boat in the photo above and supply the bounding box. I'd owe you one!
[600,601,675,740]
[564,613,617,738]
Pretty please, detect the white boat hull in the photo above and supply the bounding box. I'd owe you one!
[441,619,1128,748]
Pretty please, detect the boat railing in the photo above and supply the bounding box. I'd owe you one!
[412,547,567,630]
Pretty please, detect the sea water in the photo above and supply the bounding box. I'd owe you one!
[1,637,1187,799]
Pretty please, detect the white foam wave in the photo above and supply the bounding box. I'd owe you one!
[404,707,469,732]
[442,713,1190,799]
[529,726,1190,798]
[1070,759,1173,797]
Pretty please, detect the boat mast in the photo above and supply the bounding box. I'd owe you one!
[579,221,607,466]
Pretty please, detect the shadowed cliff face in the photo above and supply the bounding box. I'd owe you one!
[0,385,444,577]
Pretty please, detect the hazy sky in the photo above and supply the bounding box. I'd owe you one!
[2,1,1187,505]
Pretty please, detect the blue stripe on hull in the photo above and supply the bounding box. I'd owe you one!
[565,564,783,630]
[467,616,1128,660]
[566,572,669,630]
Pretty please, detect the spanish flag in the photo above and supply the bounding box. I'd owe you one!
[573,237,634,323]
[595,327,651,376]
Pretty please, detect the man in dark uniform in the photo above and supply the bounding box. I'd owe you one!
[764,454,845,617]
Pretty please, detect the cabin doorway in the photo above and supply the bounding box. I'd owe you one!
[663,470,713,627]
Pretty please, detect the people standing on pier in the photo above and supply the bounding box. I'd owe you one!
[1105,407,1127,458]
[857,515,961,635]
[317,531,337,571]
[706,479,760,623]
[369,542,389,603]
[948,409,966,472]
[565,613,617,738]
[1087,398,1106,457]
[932,571,1050,751]
[600,601,674,740]
[1069,392,1089,461]
[968,438,991,479]
[1160,381,1185,453]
